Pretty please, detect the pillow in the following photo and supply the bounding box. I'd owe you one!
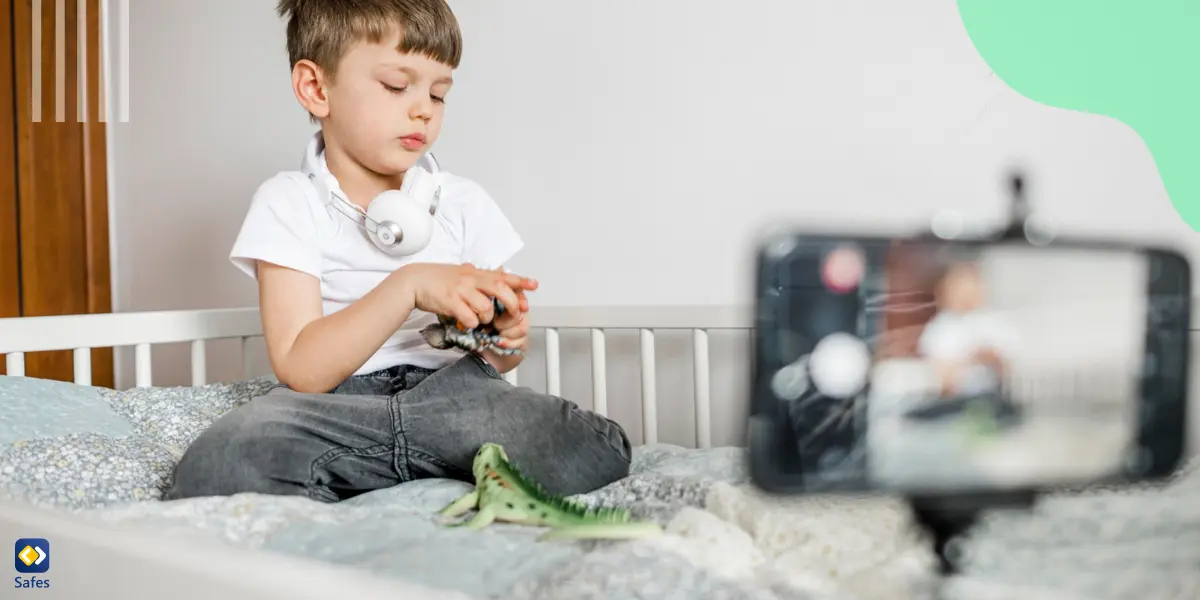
[0,376,174,510]
[0,375,278,511]
[0,376,135,445]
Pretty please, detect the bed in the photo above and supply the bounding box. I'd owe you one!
[1,306,1198,600]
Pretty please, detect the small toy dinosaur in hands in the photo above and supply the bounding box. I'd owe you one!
[420,297,524,356]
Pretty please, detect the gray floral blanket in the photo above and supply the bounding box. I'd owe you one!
[2,376,1199,600]
[73,447,1200,600]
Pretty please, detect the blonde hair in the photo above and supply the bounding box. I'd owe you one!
[276,0,463,77]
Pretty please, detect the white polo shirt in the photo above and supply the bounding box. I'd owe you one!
[917,309,1020,395]
[229,131,524,374]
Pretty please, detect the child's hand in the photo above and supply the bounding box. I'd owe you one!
[494,309,530,353]
[932,360,961,396]
[972,346,1001,364]
[395,263,538,329]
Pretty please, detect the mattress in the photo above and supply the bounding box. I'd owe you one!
[2,376,1199,600]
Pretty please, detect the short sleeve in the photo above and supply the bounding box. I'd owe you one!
[229,174,323,280]
[459,182,524,270]
[916,315,943,358]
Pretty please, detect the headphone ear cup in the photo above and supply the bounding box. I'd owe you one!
[366,190,435,256]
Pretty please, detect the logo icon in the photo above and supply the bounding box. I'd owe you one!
[14,539,49,574]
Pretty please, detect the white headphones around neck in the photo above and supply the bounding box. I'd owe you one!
[309,158,443,256]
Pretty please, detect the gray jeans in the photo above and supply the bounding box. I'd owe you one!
[163,353,632,502]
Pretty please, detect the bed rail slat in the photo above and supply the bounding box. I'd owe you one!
[591,329,607,416]
[693,328,712,449]
[240,337,253,380]
[135,343,152,387]
[73,348,92,385]
[0,308,263,354]
[640,329,658,445]
[191,340,206,386]
[0,305,758,451]
[5,352,25,377]
[545,328,561,396]
[529,306,751,330]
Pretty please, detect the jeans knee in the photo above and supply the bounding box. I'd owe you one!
[515,394,633,494]
[587,424,633,490]
[167,395,311,500]
[585,412,632,472]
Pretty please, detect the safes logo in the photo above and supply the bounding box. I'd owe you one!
[13,538,50,590]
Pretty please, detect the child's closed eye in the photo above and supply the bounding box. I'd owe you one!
[381,82,445,104]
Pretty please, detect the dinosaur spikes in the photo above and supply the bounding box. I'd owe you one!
[492,452,629,520]
[454,442,659,539]
[581,506,633,523]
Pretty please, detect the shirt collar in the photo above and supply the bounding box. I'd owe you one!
[300,130,440,182]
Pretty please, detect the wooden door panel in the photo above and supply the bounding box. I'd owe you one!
[11,0,112,386]
[879,242,939,359]
[0,0,20,361]
[82,0,112,384]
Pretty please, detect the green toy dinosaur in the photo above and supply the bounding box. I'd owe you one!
[437,442,664,542]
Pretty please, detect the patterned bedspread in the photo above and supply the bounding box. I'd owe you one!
[2,376,1199,600]
[78,446,1200,600]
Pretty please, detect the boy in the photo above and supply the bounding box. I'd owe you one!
[163,0,631,503]
[904,258,1023,426]
[917,260,1017,398]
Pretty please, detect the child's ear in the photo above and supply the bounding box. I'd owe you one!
[292,59,330,119]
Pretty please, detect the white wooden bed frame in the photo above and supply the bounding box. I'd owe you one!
[0,305,752,449]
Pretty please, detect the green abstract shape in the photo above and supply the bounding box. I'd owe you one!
[956,0,1200,229]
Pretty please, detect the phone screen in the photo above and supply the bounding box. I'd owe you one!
[754,235,1188,494]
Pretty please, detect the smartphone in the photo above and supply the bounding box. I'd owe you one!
[747,231,1191,496]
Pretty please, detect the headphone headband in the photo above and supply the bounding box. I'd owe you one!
[299,133,442,256]
[304,153,440,203]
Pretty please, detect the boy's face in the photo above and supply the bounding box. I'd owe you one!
[935,262,984,313]
[308,28,454,177]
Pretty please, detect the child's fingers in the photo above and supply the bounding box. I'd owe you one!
[499,272,539,292]
[498,335,527,350]
[480,280,523,322]
[499,317,529,340]
[493,308,520,330]
[512,288,530,313]
[460,290,495,324]
[446,299,480,329]
[486,270,536,312]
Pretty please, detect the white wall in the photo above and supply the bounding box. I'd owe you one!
[106,0,1199,449]
[979,246,1147,373]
